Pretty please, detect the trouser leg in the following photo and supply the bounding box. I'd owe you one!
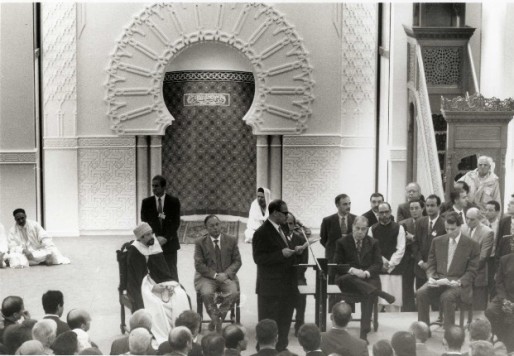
[440,287,460,329]
[416,283,442,326]
[402,259,416,312]
[199,279,218,320]
[218,279,238,320]
[276,293,296,351]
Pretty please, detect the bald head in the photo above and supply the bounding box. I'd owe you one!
[129,328,152,355]
[129,309,152,332]
[466,208,483,229]
[67,309,91,331]
[32,319,57,347]
[406,182,421,201]
[331,302,352,328]
[409,321,430,343]
[169,326,193,353]
[15,340,45,355]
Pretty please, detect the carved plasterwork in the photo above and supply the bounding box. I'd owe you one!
[283,135,340,147]
[283,146,341,227]
[0,151,37,164]
[78,137,136,231]
[340,4,377,123]
[43,137,79,150]
[105,3,315,135]
[42,3,77,138]
[441,93,514,112]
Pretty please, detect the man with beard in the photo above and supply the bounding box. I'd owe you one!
[126,222,190,344]
[369,202,406,311]
[363,193,384,227]
[244,187,271,243]
[333,216,395,342]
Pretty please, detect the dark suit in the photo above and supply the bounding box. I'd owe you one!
[157,340,201,356]
[495,216,513,270]
[466,224,494,310]
[194,233,241,321]
[399,217,417,311]
[397,202,427,222]
[250,349,278,356]
[320,328,369,356]
[320,213,356,308]
[485,253,514,352]
[416,233,480,328]
[362,210,378,227]
[141,194,181,281]
[412,215,447,288]
[43,315,70,336]
[253,220,298,351]
[306,351,325,356]
[333,234,382,337]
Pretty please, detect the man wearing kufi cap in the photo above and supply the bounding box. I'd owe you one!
[127,222,191,344]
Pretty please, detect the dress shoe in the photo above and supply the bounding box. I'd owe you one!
[378,290,396,305]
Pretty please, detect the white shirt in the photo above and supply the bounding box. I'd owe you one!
[210,234,222,249]
[450,232,461,246]
[429,215,440,229]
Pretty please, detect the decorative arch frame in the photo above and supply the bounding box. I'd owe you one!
[105,3,315,135]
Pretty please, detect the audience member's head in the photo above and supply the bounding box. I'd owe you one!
[255,319,278,348]
[42,290,65,316]
[201,332,225,356]
[129,309,152,332]
[485,200,501,222]
[405,182,421,201]
[74,329,92,352]
[331,301,352,328]
[32,319,57,347]
[409,321,430,343]
[175,310,201,339]
[13,209,27,227]
[469,318,492,341]
[1,296,26,322]
[78,347,103,355]
[454,181,470,194]
[169,326,193,354]
[3,323,34,354]
[444,325,465,352]
[372,339,393,356]
[298,323,321,352]
[51,330,79,355]
[67,309,92,331]
[129,327,153,355]
[391,331,416,356]
[14,340,45,355]
[223,324,247,351]
[469,340,494,356]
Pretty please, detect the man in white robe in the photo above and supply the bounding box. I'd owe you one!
[6,208,69,267]
[244,187,271,243]
[127,222,190,344]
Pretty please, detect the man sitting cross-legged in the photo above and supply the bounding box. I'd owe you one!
[127,222,190,344]
[416,211,480,330]
[194,215,241,332]
[333,215,395,342]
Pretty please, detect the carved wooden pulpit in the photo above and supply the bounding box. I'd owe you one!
[441,93,514,206]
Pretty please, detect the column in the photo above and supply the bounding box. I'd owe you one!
[256,135,269,190]
[136,136,149,223]
[149,136,162,178]
[269,135,282,199]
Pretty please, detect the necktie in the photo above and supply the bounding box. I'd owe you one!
[340,215,347,236]
[429,220,433,232]
[447,237,457,272]
[158,197,163,227]
[213,239,222,272]
[278,226,289,247]
[356,240,362,253]
[458,211,464,224]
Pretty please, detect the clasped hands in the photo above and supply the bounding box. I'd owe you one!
[349,268,368,279]
[214,273,229,282]
[427,277,460,288]
[282,245,306,258]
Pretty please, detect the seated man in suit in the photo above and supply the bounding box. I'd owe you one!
[333,215,395,341]
[442,325,466,356]
[485,235,514,353]
[127,222,190,344]
[42,290,70,336]
[416,212,480,329]
[110,309,155,355]
[443,189,469,226]
[320,302,368,356]
[194,215,242,332]
[362,192,384,227]
[413,194,447,289]
[464,208,494,310]
[396,182,425,222]
[251,319,278,356]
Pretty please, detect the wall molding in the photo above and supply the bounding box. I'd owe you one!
[283,135,374,148]
[105,3,315,135]
[78,136,135,149]
[43,137,79,150]
[388,147,408,161]
[0,150,37,164]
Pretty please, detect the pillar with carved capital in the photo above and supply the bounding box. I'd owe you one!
[256,135,269,191]
[136,136,149,222]
[149,136,162,179]
[269,135,282,200]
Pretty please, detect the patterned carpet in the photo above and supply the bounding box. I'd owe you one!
[178,220,245,244]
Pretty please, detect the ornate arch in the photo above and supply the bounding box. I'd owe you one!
[105,3,315,135]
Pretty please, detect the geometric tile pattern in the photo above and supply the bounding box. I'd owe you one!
[78,138,136,231]
[162,71,256,217]
[422,46,462,86]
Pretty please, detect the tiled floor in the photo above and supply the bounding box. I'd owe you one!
[1,235,476,355]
